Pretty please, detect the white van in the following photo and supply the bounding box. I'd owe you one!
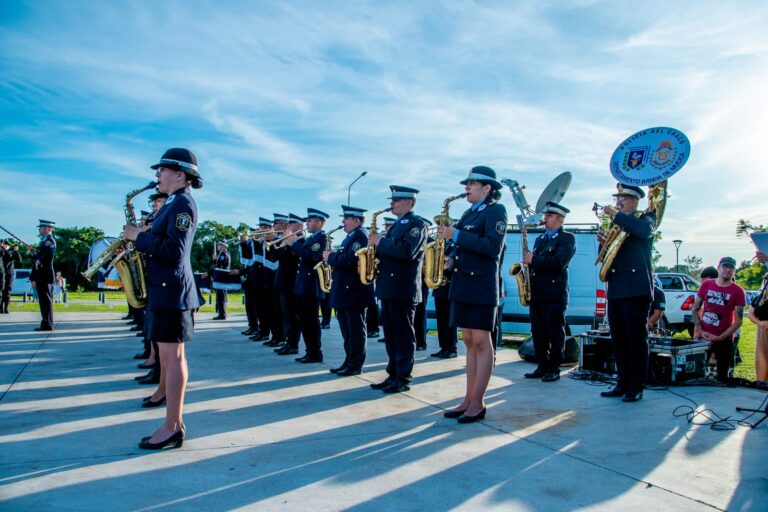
[10,269,33,296]
[427,223,606,335]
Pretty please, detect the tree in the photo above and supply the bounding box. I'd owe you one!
[53,226,106,290]
[680,255,703,278]
[191,220,241,272]
[736,261,767,290]
[651,230,663,269]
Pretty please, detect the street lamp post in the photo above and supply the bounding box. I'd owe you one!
[347,171,367,206]
[673,239,683,273]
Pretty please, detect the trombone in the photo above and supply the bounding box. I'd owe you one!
[265,230,307,250]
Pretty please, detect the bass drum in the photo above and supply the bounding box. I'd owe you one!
[87,238,122,289]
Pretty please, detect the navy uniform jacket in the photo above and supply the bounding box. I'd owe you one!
[292,230,327,298]
[213,249,231,272]
[604,211,656,301]
[448,200,507,306]
[328,226,374,309]
[529,227,576,304]
[431,238,455,300]
[135,188,201,311]
[376,211,427,303]
[3,248,22,276]
[238,240,258,292]
[273,243,299,293]
[31,235,56,285]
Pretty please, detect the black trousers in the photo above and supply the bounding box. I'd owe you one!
[215,289,228,318]
[280,291,300,348]
[243,284,259,330]
[608,297,652,393]
[414,300,427,348]
[530,301,567,373]
[366,299,379,334]
[708,338,735,382]
[434,296,457,352]
[37,283,54,329]
[337,306,367,371]
[298,295,322,357]
[1,275,11,312]
[381,299,416,383]
[320,294,331,326]
[266,287,283,340]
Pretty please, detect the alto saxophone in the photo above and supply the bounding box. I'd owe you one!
[314,225,343,293]
[509,221,532,306]
[355,207,391,285]
[424,193,467,289]
[82,181,157,308]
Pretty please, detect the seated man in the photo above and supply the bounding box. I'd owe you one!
[692,257,745,382]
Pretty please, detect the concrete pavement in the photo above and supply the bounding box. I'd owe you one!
[0,312,766,511]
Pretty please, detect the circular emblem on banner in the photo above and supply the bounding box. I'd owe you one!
[609,127,690,186]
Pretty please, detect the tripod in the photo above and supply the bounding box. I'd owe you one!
[736,398,768,428]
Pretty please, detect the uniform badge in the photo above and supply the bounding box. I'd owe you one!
[311,243,321,251]
[495,220,506,236]
[409,227,421,238]
[351,242,361,251]
[165,195,176,206]
[175,212,192,231]
[479,204,487,211]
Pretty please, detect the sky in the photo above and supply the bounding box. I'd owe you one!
[1,0,767,269]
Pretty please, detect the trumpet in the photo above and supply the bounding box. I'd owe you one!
[266,230,306,249]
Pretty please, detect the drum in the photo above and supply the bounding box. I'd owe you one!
[212,268,241,291]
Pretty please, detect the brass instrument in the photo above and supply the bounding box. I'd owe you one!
[594,181,667,282]
[508,218,538,306]
[424,193,466,289]
[314,225,343,293]
[265,229,306,250]
[355,207,391,285]
[82,181,157,308]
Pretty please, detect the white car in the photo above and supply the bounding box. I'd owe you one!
[654,272,700,335]
[10,268,33,296]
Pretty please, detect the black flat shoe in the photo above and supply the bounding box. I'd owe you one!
[524,369,546,379]
[329,366,347,374]
[443,409,466,419]
[622,390,644,402]
[276,347,298,355]
[34,327,53,332]
[336,369,362,377]
[457,407,487,424]
[438,351,458,359]
[299,356,323,364]
[542,373,560,382]
[138,429,184,450]
[382,382,410,393]
[600,386,626,398]
[370,378,394,390]
[430,350,446,358]
[241,328,256,335]
[141,396,166,408]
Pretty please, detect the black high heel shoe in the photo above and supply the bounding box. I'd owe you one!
[443,409,467,419]
[457,407,487,424]
[142,424,185,442]
[141,396,166,408]
[138,429,184,450]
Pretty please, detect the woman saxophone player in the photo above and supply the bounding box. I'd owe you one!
[437,166,507,423]
[123,148,202,450]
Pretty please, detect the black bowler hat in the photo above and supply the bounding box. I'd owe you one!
[148,191,169,201]
[37,219,55,228]
[460,165,502,190]
[543,201,570,216]
[613,183,645,199]
[151,148,203,189]
[341,205,366,219]
[388,185,419,200]
[306,208,330,220]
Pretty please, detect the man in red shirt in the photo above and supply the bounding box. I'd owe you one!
[692,256,745,382]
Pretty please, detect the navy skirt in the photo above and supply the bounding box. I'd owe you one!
[150,309,194,343]
[450,301,496,331]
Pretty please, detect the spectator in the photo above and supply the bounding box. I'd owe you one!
[53,271,65,303]
[747,273,768,382]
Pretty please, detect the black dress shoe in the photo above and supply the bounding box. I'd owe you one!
[276,346,298,355]
[138,429,184,450]
[542,373,560,382]
[133,351,150,360]
[320,324,331,330]
[295,355,309,362]
[134,371,154,381]
[622,390,644,402]
[241,328,256,335]
[329,366,347,374]
[457,407,487,424]
[251,334,270,342]
[431,350,446,358]
[370,378,394,390]
[443,409,466,419]
[121,315,133,320]
[130,325,142,331]
[382,382,410,393]
[367,331,379,338]
[524,369,546,379]
[378,337,386,343]
[600,386,626,398]
[416,344,427,351]
[438,351,458,359]
[336,369,362,377]
[212,315,226,320]
[135,332,145,337]
[299,356,323,364]
[141,396,166,408]
[34,327,53,332]
[264,339,283,347]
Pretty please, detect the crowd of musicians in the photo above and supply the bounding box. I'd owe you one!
[7,146,768,450]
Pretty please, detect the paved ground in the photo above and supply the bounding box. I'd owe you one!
[0,312,766,511]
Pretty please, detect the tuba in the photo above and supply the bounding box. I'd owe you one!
[355,207,391,285]
[314,225,343,293]
[424,193,466,289]
[82,181,156,308]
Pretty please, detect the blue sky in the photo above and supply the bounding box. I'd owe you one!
[1,0,767,269]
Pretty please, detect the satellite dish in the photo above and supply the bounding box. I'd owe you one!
[535,171,572,213]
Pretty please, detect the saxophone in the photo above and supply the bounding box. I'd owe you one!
[509,222,532,306]
[424,193,467,289]
[594,181,667,282]
[82,181,156,308]
[314,225,343,293]
[355,207,391,285]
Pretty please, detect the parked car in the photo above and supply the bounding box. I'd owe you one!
[654,272,700,335]
[10,269,33,296]
[427,223,606,336]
